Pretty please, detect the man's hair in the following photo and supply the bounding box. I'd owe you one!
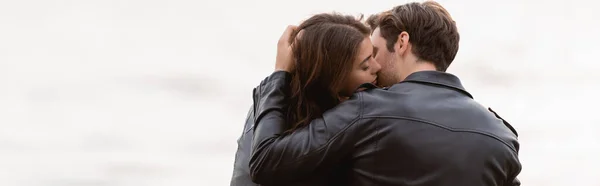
[286,13,370,132]
[367,1,459,71]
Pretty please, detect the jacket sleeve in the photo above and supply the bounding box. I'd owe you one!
[249,71,364,185]
[506,158,521,186]
[509,177,521,186]
[488,108,522,186]
[507,149,522,186]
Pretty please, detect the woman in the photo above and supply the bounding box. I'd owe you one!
[231,13,380,186]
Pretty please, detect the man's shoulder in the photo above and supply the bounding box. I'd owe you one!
[338,85,395,112]
[345,87,411,119]
[318,86,389,123]
[337,83,430,119]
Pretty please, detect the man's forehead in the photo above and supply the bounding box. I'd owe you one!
[371,27,381,36]
[370,27,383,43]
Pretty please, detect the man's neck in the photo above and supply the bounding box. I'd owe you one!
[401,62,438,80]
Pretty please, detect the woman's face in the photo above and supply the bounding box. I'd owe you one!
[339,37,381,97]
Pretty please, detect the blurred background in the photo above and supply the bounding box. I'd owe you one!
[1,0,599,185]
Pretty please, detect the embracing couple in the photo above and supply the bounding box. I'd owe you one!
[231,1,521,186]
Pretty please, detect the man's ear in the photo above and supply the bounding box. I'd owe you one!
[395,31,410,55]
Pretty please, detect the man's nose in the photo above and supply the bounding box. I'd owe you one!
[372,60,382,74]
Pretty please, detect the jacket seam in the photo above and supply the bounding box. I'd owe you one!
[361,115,518,153]
[373,121,380,177]
[252,87,258,129]
[359,92,364,119]
[244,107,255,134]
[244,126,254,134]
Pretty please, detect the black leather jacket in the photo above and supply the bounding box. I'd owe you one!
[231,108,345,186]
[249,71,521,186]
[230,108,346,186]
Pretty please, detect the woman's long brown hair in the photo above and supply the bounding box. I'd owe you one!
[285,13,370,132]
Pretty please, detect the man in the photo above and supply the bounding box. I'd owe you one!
[249,1,521,186]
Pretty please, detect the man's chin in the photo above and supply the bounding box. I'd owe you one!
[373,79,386,87]
[375,80,390,87]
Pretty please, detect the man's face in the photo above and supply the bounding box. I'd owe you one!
[371,27,400,87]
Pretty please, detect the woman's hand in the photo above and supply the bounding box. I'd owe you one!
[275,25,298,72]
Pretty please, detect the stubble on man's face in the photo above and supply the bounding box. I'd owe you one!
[371,28,399,87]
[376,54,399,87]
